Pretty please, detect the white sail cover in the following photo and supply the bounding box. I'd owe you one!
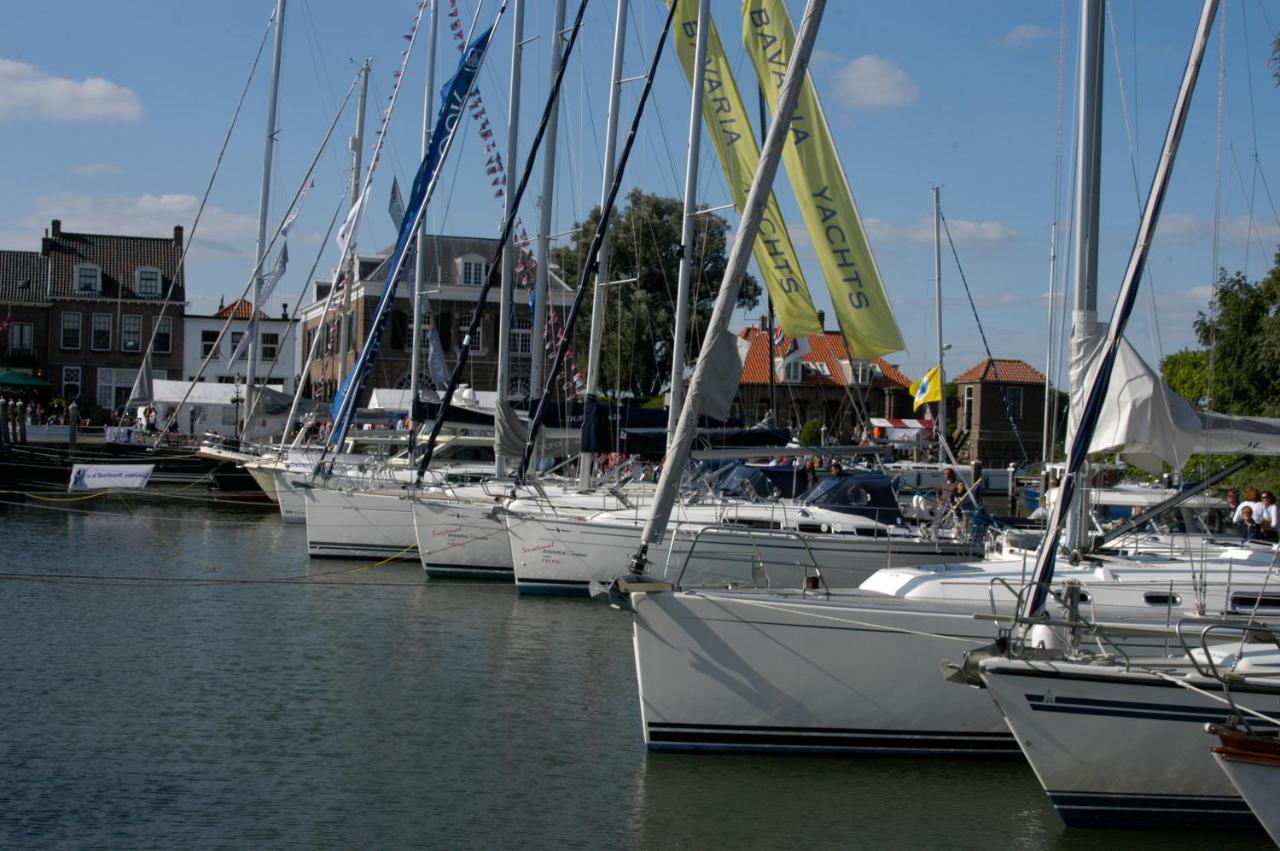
[1088,338,1280,472]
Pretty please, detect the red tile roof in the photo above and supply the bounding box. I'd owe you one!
[40,220,184,302]
[217,297,269,320]
[954,358,1046,384]
[737,327,911,390]
[0,250,47,304]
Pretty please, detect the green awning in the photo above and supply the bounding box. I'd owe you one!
[0,370,52,387]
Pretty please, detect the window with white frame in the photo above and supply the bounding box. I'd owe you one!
[230,331,244,360]
[1005,386,1024,420]
[62,366,82,400]
[963,385,974,430]
[97,367,135,411]
[76,265,101,293]
[261,332,279,361]
[849,360,874,385]
[91,313,112,351]
[61,312,82,349]
[511,314,531,355]
[9,322,34,355]
[776,358,803,384]
[459,256,487,286]
[122,315,142,352]
[458,312,484,353]
[201,329,220,359]
[136,268,162,298]
[153,316,172,354]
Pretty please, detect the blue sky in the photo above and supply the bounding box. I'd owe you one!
[2,0,1277,389]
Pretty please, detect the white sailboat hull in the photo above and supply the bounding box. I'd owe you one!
[979,657,1280,828]
[411,497,514,581]
[506,512,971,597]
[1214,745,1280,844]
[304,487,417,560]
[629,588,1017,754]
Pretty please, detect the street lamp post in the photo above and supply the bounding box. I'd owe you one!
[231,381,245,440]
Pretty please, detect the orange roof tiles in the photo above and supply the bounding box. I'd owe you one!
[736,327,911,390]
[216,297,270,320]
[953,358,1046,384]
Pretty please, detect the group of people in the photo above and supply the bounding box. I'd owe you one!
[1228,487,1279,542]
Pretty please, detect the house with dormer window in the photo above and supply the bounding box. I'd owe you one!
[33,218,187,416]
[300,233,574,407]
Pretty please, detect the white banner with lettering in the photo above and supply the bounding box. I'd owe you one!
[68,464,154,491]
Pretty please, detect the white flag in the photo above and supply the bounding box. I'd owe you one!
[257,242,289,307]
[336,188,368,255]
[229,319,256,365]
[280,179,314,237]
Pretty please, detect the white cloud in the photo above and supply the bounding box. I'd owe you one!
[866,215,1018,245]
[1154,211,1280,246]
[1003,24,1053,46]
[29,192,256,256]
[72,162,123,175]
[833,55,918,109]
[0,58,142,122]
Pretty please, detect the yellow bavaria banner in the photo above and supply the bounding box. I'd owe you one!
[742,0,905,359]
[667,0,822,339]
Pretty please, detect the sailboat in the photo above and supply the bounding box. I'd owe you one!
[1211,721,1280,841]
[611,0,1280,757]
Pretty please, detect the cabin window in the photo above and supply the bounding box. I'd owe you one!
[61,311,82,349]
[136,268,162,298]
[91,313,112,351]
[1143,592,1181,607]
[154,317,172,354]
[76,265,101,293]
[122,315,142,352]
[1231,593,1280,612]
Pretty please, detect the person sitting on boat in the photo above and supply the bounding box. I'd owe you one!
[1234,504,1262,541]
[1258,491,1279,541]
[937,467,959,507]
[1232,486,1265,525]
[827,461,844,478]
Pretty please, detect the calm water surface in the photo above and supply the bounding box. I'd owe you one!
[0,497,1271,849]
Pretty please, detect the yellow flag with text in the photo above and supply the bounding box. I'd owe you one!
[742,0,905,359]
[667,0,822,339]
[910,365,942,411]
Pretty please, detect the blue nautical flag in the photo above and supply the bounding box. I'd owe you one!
[328,24,495,446]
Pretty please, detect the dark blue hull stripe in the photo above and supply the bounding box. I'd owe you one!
[1049,791,1257,829]
[646,722,1017,754]
[1025,693,1280,725]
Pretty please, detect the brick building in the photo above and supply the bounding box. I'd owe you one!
[733,324,914,438]
[301,233,573,405]
[952,358,1046,467]
[1,219,186,419]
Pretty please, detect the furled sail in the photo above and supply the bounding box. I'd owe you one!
[328,24,496,448]
[742,0,904,359]
[1088,337,1280,472]
[667,0,822,338]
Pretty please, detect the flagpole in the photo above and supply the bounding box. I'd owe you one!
[932,184,946,463]
[410,1,439,458]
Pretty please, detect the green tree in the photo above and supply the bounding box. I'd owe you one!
[799,418,823,447]
[1161,251,1280,489]
[552,189,761,399]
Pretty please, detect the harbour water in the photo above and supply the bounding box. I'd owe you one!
[0,497,1270,849]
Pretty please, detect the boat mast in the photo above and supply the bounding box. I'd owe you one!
[495,0,527,478]
[932,185,946,463]
[667,0,711,441]
[410,1,439,456]
[336,61,371,389]
[578,0,628,489]
[1065,0,1104,553]
[634,0,827,557]
[246,0,287,439]
[530,0,569,468]
[757,87,777,424]
[1040,221,1058,470]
